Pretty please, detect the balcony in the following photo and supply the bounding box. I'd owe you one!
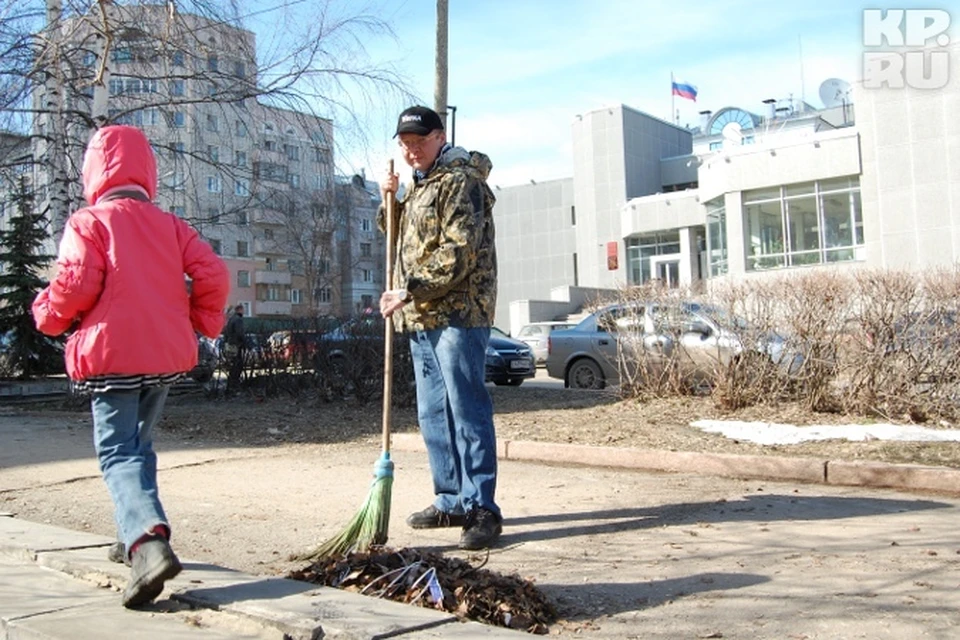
[252,209,287,225]
[256,300,292,316]
[254,238,285,255]
[255,270,291,285]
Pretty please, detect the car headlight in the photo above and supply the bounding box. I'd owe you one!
[485,346,498,357]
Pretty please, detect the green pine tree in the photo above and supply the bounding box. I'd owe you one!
[0,176,64,379]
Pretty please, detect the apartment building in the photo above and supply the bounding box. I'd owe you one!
[42,5,375,319]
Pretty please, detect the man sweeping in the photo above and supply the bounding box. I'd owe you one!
[378,105,502,550]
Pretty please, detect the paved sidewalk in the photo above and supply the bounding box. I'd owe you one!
[0,514,519,639]
[6,410,960,638]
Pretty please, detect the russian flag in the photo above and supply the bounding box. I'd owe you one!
[672,78,698,102]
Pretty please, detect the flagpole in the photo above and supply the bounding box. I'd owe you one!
[670,71,675,125]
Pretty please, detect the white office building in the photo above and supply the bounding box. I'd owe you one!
[494,44,959,337]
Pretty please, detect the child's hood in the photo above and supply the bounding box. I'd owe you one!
[81,125,158,206]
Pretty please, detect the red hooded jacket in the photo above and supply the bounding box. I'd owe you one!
[32,125,230,381]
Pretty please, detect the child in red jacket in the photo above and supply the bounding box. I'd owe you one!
[33,125,229,608]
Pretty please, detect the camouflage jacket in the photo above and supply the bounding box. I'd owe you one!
[377,146,498,332]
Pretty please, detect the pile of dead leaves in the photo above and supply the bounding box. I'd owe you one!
[287,546,557,634]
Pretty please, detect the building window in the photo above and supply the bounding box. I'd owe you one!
[743,177,863,271]
[235,121,247,137]
[361,268,372,282]
[625,231,681,285]
[234,61,246,78]
[171,205,185,217]
[235,179,249,196]
[235,150,247,167]
[264,228,274,240]
[317,287,332,303]
[360,242,371,257]
[705,199,728,277]
[206,114,218,132]
[206,176,221,193]
[172,51,184,66]
[291,289,301,304]
[209,239,221,254]
[570,205,576,226]
[207,145,219,162]
[237,270,250,287]
[171,170,185,190]
[237,210,248,225]
[237,241,249,257]
[207,55,218,72]
[172,111,185,127]
[285,145,300,161]
[289,174,300,188]
[360,218,371,232]
[110,48,132,63]
[170,79,184,96]
[172,142,184,155]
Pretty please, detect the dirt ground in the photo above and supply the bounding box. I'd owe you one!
[152,382,960,469]
[5,382,960,638]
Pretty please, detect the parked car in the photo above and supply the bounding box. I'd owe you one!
[266,330,326,367]
[515,321,577,365]
[872,310,959,382]
[188,335,218,383]
[485,327,536,386]
[545,301,802,390]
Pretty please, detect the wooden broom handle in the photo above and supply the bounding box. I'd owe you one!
[382,159,396,454]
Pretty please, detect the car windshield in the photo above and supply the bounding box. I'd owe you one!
[692,303,751,331]
[491,327,510,339]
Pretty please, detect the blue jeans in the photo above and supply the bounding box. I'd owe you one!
[409,326,500,518]
[91,386,171,555]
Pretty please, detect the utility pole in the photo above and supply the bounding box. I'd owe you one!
[434,0,448,130]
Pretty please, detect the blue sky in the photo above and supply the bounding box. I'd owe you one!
[252,0,957,187]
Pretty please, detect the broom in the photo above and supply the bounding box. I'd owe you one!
[297,160,398,561]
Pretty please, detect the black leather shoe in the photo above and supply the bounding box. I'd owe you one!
[121,537,182,608]
[406,505,466,529]
[459,508,503,550]
[107,541,131,567]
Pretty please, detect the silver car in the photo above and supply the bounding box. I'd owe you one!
[545,301,802,389]
[515,321,576,365]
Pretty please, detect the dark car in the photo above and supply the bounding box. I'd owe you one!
[485,327,535,386]
[188,335,218,383]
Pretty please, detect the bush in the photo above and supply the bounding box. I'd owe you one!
[612,268,960,423]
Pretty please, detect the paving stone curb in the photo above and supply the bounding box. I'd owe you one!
[0,516,523,639]
[391,433,960,496]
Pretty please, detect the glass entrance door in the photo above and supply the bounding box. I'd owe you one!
[649,255,681,288]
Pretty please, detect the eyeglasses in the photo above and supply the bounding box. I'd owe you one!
[397,133,437,151]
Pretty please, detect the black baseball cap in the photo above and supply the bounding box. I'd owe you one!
[394,106,444,137]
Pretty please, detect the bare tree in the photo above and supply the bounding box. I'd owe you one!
[0,0,412,237]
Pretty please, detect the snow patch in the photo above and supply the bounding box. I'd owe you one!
[689,420,960,446]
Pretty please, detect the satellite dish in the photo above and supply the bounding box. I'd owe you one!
[721,121,743,147]
[819,78,853,108]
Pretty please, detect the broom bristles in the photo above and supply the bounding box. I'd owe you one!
[294,453,393,562]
